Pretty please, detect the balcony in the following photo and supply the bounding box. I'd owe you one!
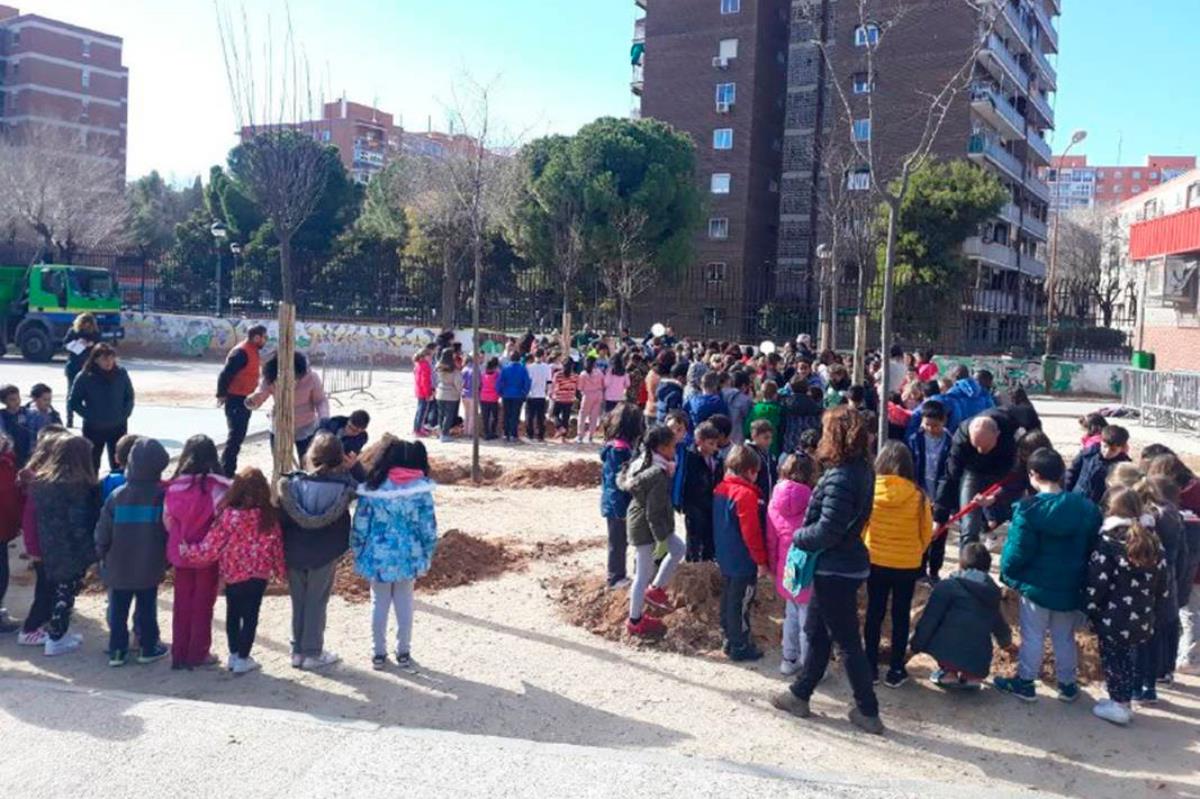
[964,236,1018,269]
[1020,252,1047,279]
[1026,174,1051,204]
[980,32,1029,89]
[997,0,1032,51]
[633,17,645,43]
[1021,213,1049,241]
[1031,2,1059,53]
[1031,44,1057,90]
[970,83,1025,140]
[1026,89,1054,127]
[968,133,1025,182]
[997,202,1021,225]
[631,64,644,96]
[1027,130,1052,166]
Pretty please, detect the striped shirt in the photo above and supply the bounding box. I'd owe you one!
[552,374,579,404]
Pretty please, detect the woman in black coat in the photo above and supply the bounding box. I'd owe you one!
[68,343,135,472]
[63,313,101,428]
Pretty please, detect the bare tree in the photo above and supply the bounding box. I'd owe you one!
[600,208,658,330]
[215,1,329,479]
[800,0,999,441]
[1055,206,1132,329]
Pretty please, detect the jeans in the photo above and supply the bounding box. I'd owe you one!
[720,574,757,655]
[173,565,219,667]
[481,401,499,440]
[1100,638,1136,703]
[790,574,879,718]
[437,400,460,441]
[958,471,987,546]
[552,401,572,435]
[223,578,266,659]
[1179,585,1200,671]
[525,398,547,440]
[863,565,921,673]
[108,587,159,655]
[23,562,53,633]
[288,561,336,657]
[47,573,84,641]
[782,599,808,664]
[605,517,628,586]
[629,536,685,619]
[502,398,523,439]
[684,509,715,562]
[1017,596,1079,684]
[371,579,415,656]
[222,397,252,477]
[414,398,431,433]
[82,421,127,474]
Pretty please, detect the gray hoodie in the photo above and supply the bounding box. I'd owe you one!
[94,438,171,591]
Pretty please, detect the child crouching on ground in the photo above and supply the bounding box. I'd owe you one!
[352,435,439,670]
[94,437,171,666]
[767,453,816,675]
[713,444,767,662]
[910,543,1013,689]
[1086,488,1172,726]
[179,467,285,674]
[619,425,686,637]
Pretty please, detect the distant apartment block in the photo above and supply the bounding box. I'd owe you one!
[0,4,128,174]
[1045,154,1197,211]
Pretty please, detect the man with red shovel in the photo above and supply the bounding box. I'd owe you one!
[934,407,1019,559]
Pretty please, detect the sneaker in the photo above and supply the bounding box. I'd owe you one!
[232,656,261,675]
[1156,674,1174,686]
[929,668,949,687]
[17,629,47,647]
[108,649,128,667]
[993,676,1037,702]
[643,585,671,612]
[884,667,910,689]
[848,707,885,735]
[371,654,387,670]
[870,668,880,686]
[137,643,168,664]
[1137,686,1159,706]
[779,658,802,676]
[291,653,304,669]
[728,645,764,663]
[1092,698,1132,726]
[769,690,811,718]
[626,615,667,637]
[1057,682,1080,704]
[301,651,340,670]
[606,577,632,591]
[44,633,82,656]
[395,652,413,669]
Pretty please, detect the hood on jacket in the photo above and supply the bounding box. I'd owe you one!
[1019,491,1095,538]
[278,472,356,529]
[946,378,986,399]
[356,475,436,500]
[617,458,662,496]
[953,569,1003,606]
[873,474,924,512]
[126,438,169,483]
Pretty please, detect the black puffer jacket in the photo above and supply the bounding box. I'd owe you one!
[792,456,874,576]
[34,480,101,582]
[910,569,1012,677]
[935,407,1018,523]
[277,471,357,571]
[1085,518,1172,646]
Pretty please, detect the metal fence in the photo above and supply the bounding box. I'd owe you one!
[317,351,377,405]
[1121,369,1200,434]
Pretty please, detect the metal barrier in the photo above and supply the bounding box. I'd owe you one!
[1122,369,1200,434]
[318,351,377,406]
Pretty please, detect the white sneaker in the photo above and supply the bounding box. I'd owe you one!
[18,629,47,646]
[227,654,237,671]
[232,656,262,675]
[779,658,802,676]
[301,651,340,670]
[290,653,304,669]
[1093,699,1133,726]
[44,633,82,656]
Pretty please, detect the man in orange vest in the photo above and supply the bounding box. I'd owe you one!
[216,324,268,477]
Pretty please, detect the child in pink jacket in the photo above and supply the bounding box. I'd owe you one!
[576,356,607,444]
[767,453,818,676]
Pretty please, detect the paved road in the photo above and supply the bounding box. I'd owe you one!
[0,678,1047,799]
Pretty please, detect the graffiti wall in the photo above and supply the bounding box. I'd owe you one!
[933,354,1125,397]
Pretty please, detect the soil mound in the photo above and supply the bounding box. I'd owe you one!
[416,529,527,592]
[429,458,504,485]
[496,459,602,489]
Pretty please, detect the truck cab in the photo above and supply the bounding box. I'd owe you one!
[0,264,125,362]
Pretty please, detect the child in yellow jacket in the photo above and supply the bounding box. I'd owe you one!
[863,441,933,688]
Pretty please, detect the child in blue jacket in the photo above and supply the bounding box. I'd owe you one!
[599,405,644,588]
[713,445,767,662]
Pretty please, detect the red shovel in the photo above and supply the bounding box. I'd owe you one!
[933,477,1017,541]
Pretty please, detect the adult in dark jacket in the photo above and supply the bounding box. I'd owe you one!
[276,432,357,669]
[215,324,267,477]
[778,378,824,456]
[68,343,135,473]
[771,406,882,734]
[63,312,101,428]
[934,407,1017,546]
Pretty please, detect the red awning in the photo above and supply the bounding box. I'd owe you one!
[1131,206,1200,260]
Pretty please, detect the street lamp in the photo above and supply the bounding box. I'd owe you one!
[210,221,228,318]
[1044,129,1087,369]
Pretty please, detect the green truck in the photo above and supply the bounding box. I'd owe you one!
[0,263,125,362]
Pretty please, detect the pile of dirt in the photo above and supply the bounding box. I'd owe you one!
[496,459,602,489]
[429,457,505,485]
[528,536,607,561]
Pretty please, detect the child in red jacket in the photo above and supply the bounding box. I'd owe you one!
[712,445,767,661]
[0,434,23,632]
[413,345,436,436]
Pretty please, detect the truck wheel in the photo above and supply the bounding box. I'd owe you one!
[18,326,53,362]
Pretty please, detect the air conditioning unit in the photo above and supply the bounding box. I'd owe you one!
[712,56,730,69]
[716,101,732,114]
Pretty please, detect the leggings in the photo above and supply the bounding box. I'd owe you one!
[1100,637,1136,704]
[47,573,84,641]
[372,579,415,656]
[629,536,685,619]
[552,401,572,434]
[606,517,628,586]
[525,398,547,440]
[82,421,127,473]
[225,578,267,659]
[481,401,499,440]
[23,562,54,633]
[863,565,921,673]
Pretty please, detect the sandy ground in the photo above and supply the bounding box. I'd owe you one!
[2,355,1199,797]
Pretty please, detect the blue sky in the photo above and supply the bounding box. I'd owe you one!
[16,1,1197,181]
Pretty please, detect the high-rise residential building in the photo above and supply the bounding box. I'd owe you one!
[0,4,128,174]
[633,0,1061,348]
[1045,154,1197,211]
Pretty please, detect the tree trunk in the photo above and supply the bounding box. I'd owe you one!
[852,260,870,384]
[273,234,298,482]
[441,255,459,329]
[561,288,571,353]
[876,200,901,447]
[471,229,484,484]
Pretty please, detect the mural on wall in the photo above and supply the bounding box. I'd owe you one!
[933,354,1124,397]
[120,313,239,359]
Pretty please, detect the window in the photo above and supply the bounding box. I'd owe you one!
[715,83,736,105]
[10,61,17,76]
[1132,170,1142,180]
[1149,171,1158,180]
[1113,170,1123,179]
[852,72,873,94]
[720,0,741,13]
[854,24,880,46]
[80,101,89,122]
[718,38,739,60]
[703,306,726,327]
[1113,184,1123,194]
[846,168,870,191]
[82,39,91,58]
[711,173,731,194]
[852,118,871,142]
[1132,185,1142,193]
[1097,170,1105,179]
[708,217,729,239]
[10,30,18,46]
[321,129,332,142]
[81,69,90,89]
[1095,185,1104,194]
[713,128,733,150]
[706,262,727,283]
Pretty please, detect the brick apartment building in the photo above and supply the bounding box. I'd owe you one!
[1045,154,1197,211]
[633,0,1060,347]
[0,4,128,173]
